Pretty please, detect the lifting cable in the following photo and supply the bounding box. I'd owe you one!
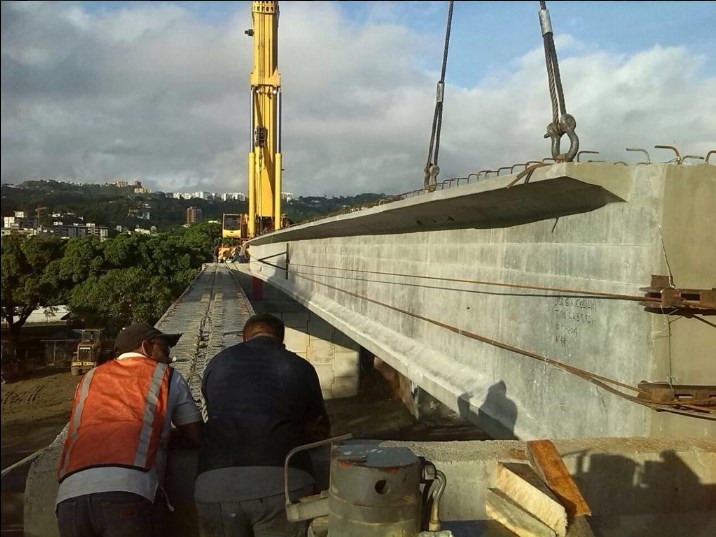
[423,0,455,191]
[539,1,579,161]
[285,268,714,420]
[285,261,661,305]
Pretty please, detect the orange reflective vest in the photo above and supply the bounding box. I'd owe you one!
[57,355,171,482]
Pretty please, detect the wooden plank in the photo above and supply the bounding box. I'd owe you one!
[526,440,591,518]
[495,462,568,536]
[486,488,558,537]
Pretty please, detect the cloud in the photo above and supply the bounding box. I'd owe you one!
[2,1,714,196]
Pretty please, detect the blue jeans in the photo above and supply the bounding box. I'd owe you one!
[56,492,155,537]
[196,485,313,537]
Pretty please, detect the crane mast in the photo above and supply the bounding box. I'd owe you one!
[248,0,282,238]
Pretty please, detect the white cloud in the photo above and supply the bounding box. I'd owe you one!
[1,2,714,196]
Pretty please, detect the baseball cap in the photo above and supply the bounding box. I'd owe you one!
[114,323,182,354]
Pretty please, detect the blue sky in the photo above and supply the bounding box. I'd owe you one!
[2,1,715,195]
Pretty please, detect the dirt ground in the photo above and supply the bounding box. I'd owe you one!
[1,367,80,536]
[1,367,78,459]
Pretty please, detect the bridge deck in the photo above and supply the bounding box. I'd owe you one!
[156,264,254,410]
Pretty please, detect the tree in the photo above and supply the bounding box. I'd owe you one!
[0,233,66,342]
[68,267,174,335]
[54,236,105,283]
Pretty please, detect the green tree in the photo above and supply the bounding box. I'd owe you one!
[54,236,105,283]
[101,233,143,269]
[0,233,66,342]
[174,221,220,263]
[68,267,174,335]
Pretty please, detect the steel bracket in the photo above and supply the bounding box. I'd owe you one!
[640,274,716,314]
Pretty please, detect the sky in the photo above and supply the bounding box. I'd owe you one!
[2,1,715,196]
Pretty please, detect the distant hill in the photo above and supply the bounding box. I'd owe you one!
[0,180,387,234]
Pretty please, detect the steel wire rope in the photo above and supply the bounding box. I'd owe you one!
[539,1,579,161]
[540,0,564,126]
[278,268,713,419]
[423,1,454,190]
[286,261,664,305]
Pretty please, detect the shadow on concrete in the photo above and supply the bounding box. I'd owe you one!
[458,380,518,440]
[570,449,716,537]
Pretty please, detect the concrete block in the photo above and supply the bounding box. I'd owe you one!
[284,327,309,354]
[332,351,360,378]
[312,363,334,389]
[307,340,335,364]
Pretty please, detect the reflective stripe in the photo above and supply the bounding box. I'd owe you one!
[134,363,168,467]
[59,368,97,478]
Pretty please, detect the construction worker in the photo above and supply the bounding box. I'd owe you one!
[55,323,203,537]
[195,313,330,537]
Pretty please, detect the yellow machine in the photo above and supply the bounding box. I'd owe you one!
[247,0,283,239]
[71,329,112,376]
[219,1,284,262]
[218,213,247,262]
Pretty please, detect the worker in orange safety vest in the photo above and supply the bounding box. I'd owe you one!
[56,323,203,537]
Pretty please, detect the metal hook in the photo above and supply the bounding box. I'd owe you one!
[424,163,440,191]
[577,151,599,163]
[654,145,681,164]
[706,150,715,164]
[681,155,705,164]
[626,147,651,165]
[544,114,579,162]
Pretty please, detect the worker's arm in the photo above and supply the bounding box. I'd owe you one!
[170,420,203,448]
[170,371,204,448]
[302,365,331,444]
[303,414,330,444]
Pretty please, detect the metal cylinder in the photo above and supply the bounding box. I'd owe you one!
[328,445,422,537]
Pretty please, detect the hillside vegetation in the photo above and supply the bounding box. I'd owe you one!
[1,180,386,233]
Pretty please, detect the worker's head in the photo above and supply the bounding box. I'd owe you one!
[114,323,182,364]
[242,313,285,343]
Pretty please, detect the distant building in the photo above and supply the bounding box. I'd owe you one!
[84,223,109,241]
[221,192,246,201]
[114,180,129,188]
[2,211,32,230]
[281,192,294,202]
[186,206,203,224]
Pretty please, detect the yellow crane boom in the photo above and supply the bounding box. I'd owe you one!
[247,0,282,238]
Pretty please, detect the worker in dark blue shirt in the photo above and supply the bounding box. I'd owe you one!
[195,313,330,537]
